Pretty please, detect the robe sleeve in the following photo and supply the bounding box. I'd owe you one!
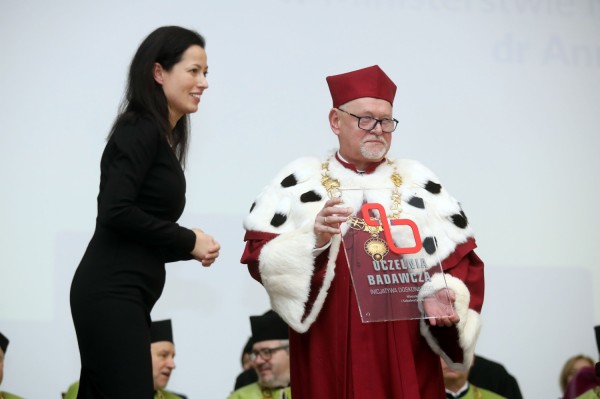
[417,238,484,371]
[241,228,338,333]
[241,230,279,284]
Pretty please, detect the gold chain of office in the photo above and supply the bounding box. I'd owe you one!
[321,158,403,260]
[320,157,403,218]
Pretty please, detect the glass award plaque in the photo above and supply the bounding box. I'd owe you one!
[340,188,454,323]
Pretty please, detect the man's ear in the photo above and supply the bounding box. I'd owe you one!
[153,62,164,85]
[329,108,341,136]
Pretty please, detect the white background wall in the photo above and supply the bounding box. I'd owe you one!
[1,0,599,398]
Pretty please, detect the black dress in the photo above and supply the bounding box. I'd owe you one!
[70,115,196,399]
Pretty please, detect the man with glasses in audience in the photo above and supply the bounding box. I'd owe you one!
[241,65,485,398]
[228,311,291,399]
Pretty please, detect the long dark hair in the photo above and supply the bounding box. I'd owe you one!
[108,26,206,167]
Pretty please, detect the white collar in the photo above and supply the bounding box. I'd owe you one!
[445,382,469,398]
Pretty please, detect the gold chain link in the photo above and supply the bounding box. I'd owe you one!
[321,158,402,216]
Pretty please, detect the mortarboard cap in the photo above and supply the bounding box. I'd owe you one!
[0,331,8,354]
[151,319,173,344]
[250,310,288,343]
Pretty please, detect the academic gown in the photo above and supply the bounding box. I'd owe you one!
[0,392,24,399]
[242,154,484,399]
[447,383,507,399]
[227,382,292,399]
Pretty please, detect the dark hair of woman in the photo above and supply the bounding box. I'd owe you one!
[108,25,206,168]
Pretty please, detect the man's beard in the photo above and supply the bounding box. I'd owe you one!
[360,138,388,160]
[259,373,289,388]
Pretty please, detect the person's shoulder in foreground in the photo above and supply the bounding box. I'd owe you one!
[469,384,507,399]
[469,354,523,399]
[155,389,185,399]
[62,381,79,399]
[0,392,25,399]
[228,382,291,399]
[0,331,25,399]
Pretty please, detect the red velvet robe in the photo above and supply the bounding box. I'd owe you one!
[243,231,483,399]
[241,156,484,399]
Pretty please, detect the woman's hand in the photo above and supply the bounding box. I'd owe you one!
[191,228,221,267]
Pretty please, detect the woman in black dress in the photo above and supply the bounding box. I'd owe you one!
[70,26,220,398]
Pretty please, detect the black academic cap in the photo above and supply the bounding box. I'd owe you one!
[594,326,600,378]
[250,310,288,343]
[0,331,8,354]
[151,319,173,343]
[242,336,254,355]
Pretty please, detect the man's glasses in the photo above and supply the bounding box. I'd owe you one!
[337,107,398,133]
[249,345,289,362]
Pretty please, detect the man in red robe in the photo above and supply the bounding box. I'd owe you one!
[241,65,484,399]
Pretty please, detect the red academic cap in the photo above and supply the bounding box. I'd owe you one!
[326,65,397,108]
